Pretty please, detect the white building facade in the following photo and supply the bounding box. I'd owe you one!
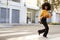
[2,0,60,25]
[0,0,39,25]
[0,0,27,25]
[52,7,60,23]
[25,0,39,24]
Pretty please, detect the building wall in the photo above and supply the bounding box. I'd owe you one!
[0,0,40,25]
[27,9,37,23]
[56,13,60,23]
[20,0,27,24]
[0,0,27,24]
[26,0,37,6]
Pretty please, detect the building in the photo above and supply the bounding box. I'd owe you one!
[1,0,60,25]
[52,6,60,23]
[0,0,39,25]
[25,0,39,24]
[50,0,60,23]
[0,0,27,25]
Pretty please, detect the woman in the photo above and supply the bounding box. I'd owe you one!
[38,2,52,38]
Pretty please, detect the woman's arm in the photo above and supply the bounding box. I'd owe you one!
[38,10,44,19]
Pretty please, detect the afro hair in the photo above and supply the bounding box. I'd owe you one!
[42,2,51,10]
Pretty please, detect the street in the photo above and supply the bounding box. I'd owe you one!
[0,24,60,40]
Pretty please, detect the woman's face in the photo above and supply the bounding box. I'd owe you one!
[45,6,48,10]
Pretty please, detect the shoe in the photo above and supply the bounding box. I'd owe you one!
[43,35,48,38]
[38,30,41,35]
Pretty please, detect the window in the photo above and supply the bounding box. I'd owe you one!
[12,0,20,2]
[12,9,20,23]
[0,8,9,23]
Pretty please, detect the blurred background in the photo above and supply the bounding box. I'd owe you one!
[0,0,60,25]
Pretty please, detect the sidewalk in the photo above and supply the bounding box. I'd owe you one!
[0,24,60,40]
[0,32,60,40]
[0,24,60,34]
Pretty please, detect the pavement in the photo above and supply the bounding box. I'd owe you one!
[0,24,60,40]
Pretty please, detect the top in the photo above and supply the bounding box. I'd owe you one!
[38,10,52,19]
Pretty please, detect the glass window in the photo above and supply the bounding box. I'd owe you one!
[12,9,20,23]
[12,0,20,2]
[0,8,9,23]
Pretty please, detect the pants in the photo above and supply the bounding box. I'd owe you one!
[39,17,49,37]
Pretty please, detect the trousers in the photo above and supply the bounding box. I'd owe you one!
[39,17,49,37]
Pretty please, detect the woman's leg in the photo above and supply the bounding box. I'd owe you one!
[38,17,46,35]
[38,29,45,35]
[42,22,49,37]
